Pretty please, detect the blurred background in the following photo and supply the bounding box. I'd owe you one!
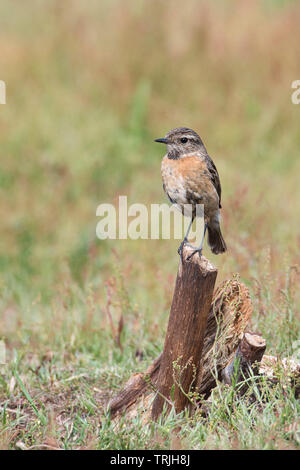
[0,0,300,373]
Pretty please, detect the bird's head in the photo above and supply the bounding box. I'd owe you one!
[154,127,205,159]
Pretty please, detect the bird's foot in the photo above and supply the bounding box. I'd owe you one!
[186,247,203,261]
[178,240,195,262]
[177,240,186,263]
[177,239,186,256]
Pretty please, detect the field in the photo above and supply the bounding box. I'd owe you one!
[0,0,299,450]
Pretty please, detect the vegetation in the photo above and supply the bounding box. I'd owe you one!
[0,0,299,449]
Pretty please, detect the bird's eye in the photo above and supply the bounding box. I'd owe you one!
[180,137,188,143]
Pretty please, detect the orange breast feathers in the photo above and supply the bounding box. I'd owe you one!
[161,154,220,215]
[161,155,213,191]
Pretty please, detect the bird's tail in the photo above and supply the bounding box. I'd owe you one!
[207,218,227,255]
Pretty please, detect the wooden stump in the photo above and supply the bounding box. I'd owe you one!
[108,276,253,419]
[222,332,266,392]
[197,278,253,396]
[106,250,300,420]
[259,355,300,398]
[108,355,161,417]
[151,246,217,420]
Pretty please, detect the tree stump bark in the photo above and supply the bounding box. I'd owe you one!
[259,355,300,398]
[222,332,266,393]
[107,354,161,417]
[197,278,253,396]
[151,246,217,420]
[108,277,253,419]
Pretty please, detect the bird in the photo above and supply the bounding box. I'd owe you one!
[155,127,227,260]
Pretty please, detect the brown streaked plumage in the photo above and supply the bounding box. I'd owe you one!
[155,127,227,258]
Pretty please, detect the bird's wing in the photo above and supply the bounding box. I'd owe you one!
[205,155,222,208]
[163,183,176,204]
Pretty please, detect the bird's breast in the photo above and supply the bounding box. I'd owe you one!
[161,154,219,215]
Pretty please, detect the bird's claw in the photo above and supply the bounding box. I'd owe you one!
[177,239,186,263]
[186,248,202,261]
[177,240,185,256]
[178,240,198,262]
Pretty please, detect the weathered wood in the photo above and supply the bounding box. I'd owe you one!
[222,332,266,391]
[151,246,218,420]
[197,278,253,396]
[259,355,300,398]
[108,354,161,418]
[108,277,253,419]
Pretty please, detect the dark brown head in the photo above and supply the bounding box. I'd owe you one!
[154,127,206,159]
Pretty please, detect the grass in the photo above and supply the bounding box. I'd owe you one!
[0,0,299,449]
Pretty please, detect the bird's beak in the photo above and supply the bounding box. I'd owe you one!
[154,138,168,144]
